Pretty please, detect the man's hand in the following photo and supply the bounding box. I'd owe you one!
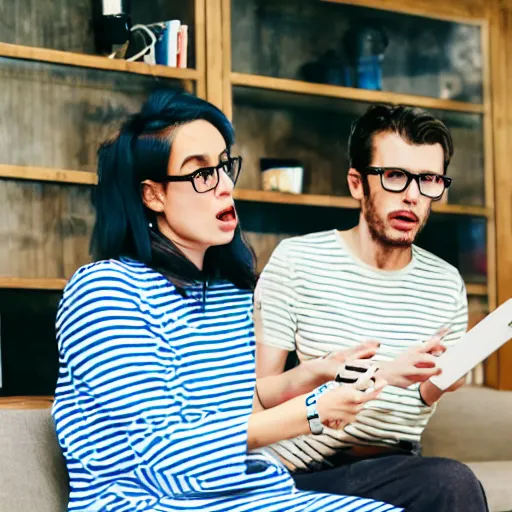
[377,335,447,389]
[310,341,380,385]
[419,375,466,407]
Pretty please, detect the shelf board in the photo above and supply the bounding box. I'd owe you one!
[0,167,491,218]
[0,396,53,409]
[466,283,488,296]
[234,189,491,217]
[231,72,484,114]
[234,189,358,209]
[0,278,67,291]
[431,203,491,217]
[0,42,199,81]
[0,164,98,185]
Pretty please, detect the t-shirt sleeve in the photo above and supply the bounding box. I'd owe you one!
[254,241,298,352]
[55,265,250,498]
[442,276,469,348]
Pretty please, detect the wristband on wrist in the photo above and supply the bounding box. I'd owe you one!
[305,391,323,435]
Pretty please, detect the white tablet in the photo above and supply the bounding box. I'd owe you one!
[429,298,512,390]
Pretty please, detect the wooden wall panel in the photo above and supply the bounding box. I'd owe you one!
[0,181,93,279]
[0,0,94,53]
[0,59,180,172]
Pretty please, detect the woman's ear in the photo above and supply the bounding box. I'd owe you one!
[141,180,166,213]
[347,168,364,201]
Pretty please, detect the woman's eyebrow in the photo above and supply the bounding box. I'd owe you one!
[180,154,210,169]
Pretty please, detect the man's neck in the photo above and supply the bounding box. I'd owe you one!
[339,225,413,271]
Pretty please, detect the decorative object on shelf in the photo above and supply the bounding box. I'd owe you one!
[260,158,304,194]
[115,21,188,68]
[342,20,388,91]
[299,50,347,86]
[92,0,132,56]
[123,24,159,64]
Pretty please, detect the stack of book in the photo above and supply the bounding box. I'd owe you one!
[155,20,188,68]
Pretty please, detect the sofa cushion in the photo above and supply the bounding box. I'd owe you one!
[467,461,512,512]
[0,408,68,512]
[423,386,512,462]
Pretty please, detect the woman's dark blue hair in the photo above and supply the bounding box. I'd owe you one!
[91,89,257,291]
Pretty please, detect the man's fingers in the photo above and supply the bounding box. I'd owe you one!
[413,353,438,368]
[351,346,379,360]
[409,367,442,380]
[419,337,446,354]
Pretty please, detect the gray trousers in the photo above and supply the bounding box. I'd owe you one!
[292,454,489,511]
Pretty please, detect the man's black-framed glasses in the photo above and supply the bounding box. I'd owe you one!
[162,156,242,193]
[360,166,452,201]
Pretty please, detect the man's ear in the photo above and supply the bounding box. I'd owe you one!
[347,168,364,201]
[141,180,166,213]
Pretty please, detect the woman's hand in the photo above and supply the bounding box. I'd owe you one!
[377,334,448,389]
[316,378,387,430]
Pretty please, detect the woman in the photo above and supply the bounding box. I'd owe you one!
[52,90,402,511]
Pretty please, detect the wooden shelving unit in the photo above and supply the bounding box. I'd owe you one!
[0,0,511,394]
[215,0,506,387]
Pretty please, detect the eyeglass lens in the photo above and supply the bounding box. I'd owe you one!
[193,159,240,193]
[382,168,446,198]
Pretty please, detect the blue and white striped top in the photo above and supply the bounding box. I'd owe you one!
[53,257,402,511]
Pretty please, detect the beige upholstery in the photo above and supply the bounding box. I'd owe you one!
[0,409,68,512]
[0,386,510,511]
[423,386,512,512]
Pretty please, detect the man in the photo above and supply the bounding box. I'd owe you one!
[254,105,488,511]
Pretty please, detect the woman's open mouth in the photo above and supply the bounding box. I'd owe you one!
[216,205,238,231]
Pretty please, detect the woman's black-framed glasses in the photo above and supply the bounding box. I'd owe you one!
[162,156,242,193]
[360,166,452,201]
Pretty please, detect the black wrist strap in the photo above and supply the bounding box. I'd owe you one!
[418,386,430,407]
[255,384,268,409]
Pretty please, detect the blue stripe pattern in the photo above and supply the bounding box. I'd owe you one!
[53,257,402,511]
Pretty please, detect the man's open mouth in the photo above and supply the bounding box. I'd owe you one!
[389,211,418,223]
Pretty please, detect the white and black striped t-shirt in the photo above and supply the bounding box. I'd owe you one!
[255,229,468,472]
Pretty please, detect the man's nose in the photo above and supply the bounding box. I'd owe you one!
[403,177,421,204]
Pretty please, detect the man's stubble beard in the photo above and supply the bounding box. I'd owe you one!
[362,192,430,249]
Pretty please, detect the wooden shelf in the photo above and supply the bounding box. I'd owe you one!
[0,278,67,291]
[234,189,491,217]
[234,189,359,209]
[0,167,490,218]
[0,164,98,185]
[0,42,199,81]
[0,396,53,409]
[431,203,491,217]
[466,283,488,296]
[231,72,484,114]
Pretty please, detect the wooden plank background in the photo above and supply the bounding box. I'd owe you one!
[0,181,93,279]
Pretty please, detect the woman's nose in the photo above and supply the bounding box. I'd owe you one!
[216,169,234,196]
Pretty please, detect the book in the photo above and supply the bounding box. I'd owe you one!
[155,20,181,67]
[429,298,512,390]
[177,25,188,68]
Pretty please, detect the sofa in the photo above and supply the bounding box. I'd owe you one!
[422,386,512,512]
[0,386,510,511]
